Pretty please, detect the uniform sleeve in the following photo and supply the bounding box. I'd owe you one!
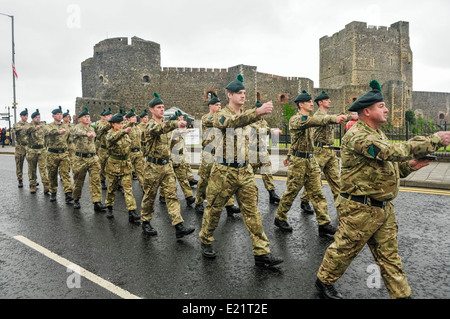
[213,108,260,129]
[289,114,336,132]
[147,120,178,136]
[106,130,125,146]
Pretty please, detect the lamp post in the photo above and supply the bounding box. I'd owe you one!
[0,13,17,128]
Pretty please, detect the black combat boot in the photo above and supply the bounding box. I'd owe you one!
[175,222,195,239]
[186,196,195,207]
[318,223,337,237]
[315,278,343,299]
[301,201,314,214]
[18,180,23,188]
[225,205,240,217]
[201,243,216,259]
[65,192,73,203]
[195,203,204,215]
[50,193,57,202]
[274,218,293,232]
[268,190,280,204]
[142,221,157,236]
[128,210,140,223]
[73,200,81,209]
[254,253,284,268]
[94,202,106,212]
[106,206,114,219]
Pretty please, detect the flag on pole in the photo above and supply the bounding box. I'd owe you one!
[12,62,18,79]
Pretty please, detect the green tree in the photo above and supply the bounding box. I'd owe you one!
[283,103,296,123]
[405,110,416,125]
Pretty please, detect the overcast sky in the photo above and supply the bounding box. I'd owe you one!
[1,0,449,124]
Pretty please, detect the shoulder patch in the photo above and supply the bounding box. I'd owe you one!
[368,144,381,158]
[208,117,213,120]
[219,116,226,125]
[150,124,155,128]
[301,116,308,121]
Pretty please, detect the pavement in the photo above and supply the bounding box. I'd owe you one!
[1,145,450,190]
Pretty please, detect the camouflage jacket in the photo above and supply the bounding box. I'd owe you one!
[340,120,444,202]
[311,109,351,146]
[25,122,46,149]
[106,129,131,158]
[144,118,178,159]
[45,121,70,150]
[288,112,336,155]
[12,121,28,146]
[247,117,271,150]
[125,122,142,149]
[213,105,261,163]
[72,123,97,154]
[95,119,110,149]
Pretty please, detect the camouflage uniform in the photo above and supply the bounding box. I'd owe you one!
[317,120,445,299]
[276,113,337,226]
[45,121,73,195]
[125,121,145,187]
[301,109,352,203]
[12,121,28,183]
[199,106,271,256]
[66,122,75,170]
[72,123,102,204]
[95,119,111,185]
[195,112,235,207]
[105,128,137,211]
[25,122,49,191]
[170,129,194,200]
[140,118,184,225]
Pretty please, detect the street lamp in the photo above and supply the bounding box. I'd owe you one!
[0,13,17,128]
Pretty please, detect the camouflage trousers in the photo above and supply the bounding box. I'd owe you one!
[195,156,235,206]
[317,195,411,299]
[15,144,27,181]
[106,173,137,210]
[199,163,271,256]
[276,156,331,226]
[26,148,49,187]
[72,155,102,203]
[141,161,183,225]
[249,150,275,191]
[129,150,145,186]
[172,161,193,199]
[47,151,73,194]
[97,146,109,182]
[301,147,341,203]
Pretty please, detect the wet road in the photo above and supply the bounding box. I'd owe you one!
[0,154,449,303]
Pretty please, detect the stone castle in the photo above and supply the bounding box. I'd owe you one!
[76,21,450,127]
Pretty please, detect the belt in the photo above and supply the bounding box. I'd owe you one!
[314,142,333,148]
[292,150,314,158]
[109,154,129,161]
[130,148,141,152]
[75,152,96,158]
[30,145,44,149]
[217,158,248,168]
[47,148,67,154]
[147,157,170,165]
[340,193,387,208]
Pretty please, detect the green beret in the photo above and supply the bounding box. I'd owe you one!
[31,109,40,119]
[254,101,263,108]
[208,93,220,105]
[100,108,106,116]
[314,90,330,103]
[149,92,164,108]
[20,108,28,116]
[140,110,148,118]
[63,109,70,117]
[109,112,124,123]
[126,109,136,118]
[78,107,90,118]
[103,108,112,116]
[295,90,312,104]
[51,106,63,115]
[226,74,245,93]
[348,80,384,112]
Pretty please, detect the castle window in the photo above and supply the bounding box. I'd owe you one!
[142,75,150,83]
[439,113,445,120]
[279,93,289,103]
[204,89,218,101]
[99,75,104,82]
[257,91,262,101]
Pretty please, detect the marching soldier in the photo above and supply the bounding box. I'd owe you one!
[125,109,145,187]
[300,91,358,211]
[13,108,29,188]
[274,90,346,236]
[62,109,75,170]
[71,107,106,212]
[199,74,283,268]
[45,106,73,203]
[104,111,139,222]
[315,80,450,299]
[194,94,240,215]
[248,101,282,204]
[25,109,49,194]
[96,108,113,190]
[140,93,195,239]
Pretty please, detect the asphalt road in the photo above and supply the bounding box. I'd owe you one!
[0,154,449,304]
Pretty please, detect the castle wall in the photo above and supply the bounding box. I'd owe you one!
[412,91,450,122]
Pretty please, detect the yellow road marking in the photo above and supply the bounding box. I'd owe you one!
[13,235,141,299]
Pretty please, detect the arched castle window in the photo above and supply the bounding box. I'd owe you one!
[257,91,262,101]
[142,75,150,83]
[279,93,289,103]
[204,89,218,101]
[99,75,104,82]
[439,113,445,120]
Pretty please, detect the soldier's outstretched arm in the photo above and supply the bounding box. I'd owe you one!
[214,108,261,129]
[147,120,179,136]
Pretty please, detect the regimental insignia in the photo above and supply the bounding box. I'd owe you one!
[219,116,226,125]
[368,144,381,158]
